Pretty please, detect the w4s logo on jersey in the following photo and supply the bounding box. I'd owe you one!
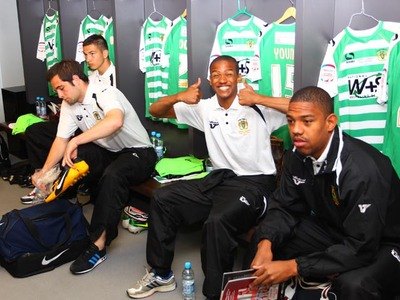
[348,73,382,99]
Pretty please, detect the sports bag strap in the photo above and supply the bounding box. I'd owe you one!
[251,104,266,124]
[16,210,73,250]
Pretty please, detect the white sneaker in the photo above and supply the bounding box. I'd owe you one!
[127,268,176,298]
[20,187,39,205]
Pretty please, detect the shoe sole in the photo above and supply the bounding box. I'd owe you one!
[127,225,148,234]
[126,282,177,299]
[70,255,107,275]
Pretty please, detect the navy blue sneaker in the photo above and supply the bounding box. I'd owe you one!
[70,243,106,275]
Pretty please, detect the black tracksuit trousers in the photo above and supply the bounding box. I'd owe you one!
[146,169,276,299]
[246,218,400,299]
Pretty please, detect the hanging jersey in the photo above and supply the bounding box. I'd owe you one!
[139,16,172,119]
[318,22,398,151]
[75,15,115,75]
[383,37,400,177]
[257,22,296,149]
[162,15,188,129]
[36,12,62,96]
[209,16,266,91]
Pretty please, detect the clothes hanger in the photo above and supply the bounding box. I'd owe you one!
[231,0,252,20]
[181,8,187,19]
[89,0,102,19]
[275,0,296,24]
[347,0,379,28]
[148,0,166,21]
[45,0,57,16]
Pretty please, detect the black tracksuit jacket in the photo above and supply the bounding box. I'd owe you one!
[256,127,400,278]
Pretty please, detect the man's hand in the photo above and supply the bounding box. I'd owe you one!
[178,78,202,104]
[62,138,78,167]
[31,169,46,191]
[251,259,298,289]
[238,81,259,106]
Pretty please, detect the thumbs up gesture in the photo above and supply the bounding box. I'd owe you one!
[238,81,257,106]
[179,78,202,104]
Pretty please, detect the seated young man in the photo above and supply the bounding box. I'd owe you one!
[248,86,400,299]
[32,59,157,274]
[126,55,289,300]
[22,34,116,204]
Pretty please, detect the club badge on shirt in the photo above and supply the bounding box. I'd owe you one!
[238,118,249,135]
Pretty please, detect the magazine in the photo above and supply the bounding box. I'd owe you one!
[220,269,282,300]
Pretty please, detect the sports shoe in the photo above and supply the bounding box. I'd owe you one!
[45,160,89,203]
[70,243,106,275]
[121,206,149,230]
[126,268,176,298]
[20,187,39,205]
[127,218,149,234]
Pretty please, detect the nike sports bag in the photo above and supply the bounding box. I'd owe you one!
[0,199,89,277]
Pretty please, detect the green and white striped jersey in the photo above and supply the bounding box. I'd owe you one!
[36,12,62,96]
[139,16,172,119]
[209,15,266,91]
[318,21,398,151]
[75,15,115,75]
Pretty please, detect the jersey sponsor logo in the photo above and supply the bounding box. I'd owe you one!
[292,176,306,185]
[358,204,371,213]
[239,196,250,206]
[150,50,162,66]
[348,74,381,99]
[238,118,249,134]
[209,121,219,129]
[319,64,336,82]
[238,59,250,76]
[376,49,388,61]
[41,248,69,266]
[391,249,400,263]
[76,115,83,121]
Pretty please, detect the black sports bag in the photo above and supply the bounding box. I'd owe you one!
[0,199,89,277]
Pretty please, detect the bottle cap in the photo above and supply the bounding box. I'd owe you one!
[151,131,156,136]
[184,261,191,269]
[156,132,161,138]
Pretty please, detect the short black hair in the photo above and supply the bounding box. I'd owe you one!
[82,34,109,51]
[291,86,333,117]
[210,55,239,75]
[47,59,88,84]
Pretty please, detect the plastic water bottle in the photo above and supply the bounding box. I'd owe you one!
[40,97,47,118]
[35,96,41,116]
[150,131,157,148]
[182,261,195,300]
[155,132,164,160]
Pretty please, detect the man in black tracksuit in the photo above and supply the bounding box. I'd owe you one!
[249,86,400,299]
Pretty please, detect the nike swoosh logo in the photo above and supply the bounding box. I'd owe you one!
[55,169,69,195]
[41,248,69,265]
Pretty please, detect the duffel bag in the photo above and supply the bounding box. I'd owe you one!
[0,199,90,277]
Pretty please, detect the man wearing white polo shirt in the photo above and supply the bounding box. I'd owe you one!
[127,55,288,300]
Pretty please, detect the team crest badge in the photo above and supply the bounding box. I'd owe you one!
[376,49,387,61]
[93,111,102,121]
[331,185,340,206]
[76,115,83,121]
[238,118,249,134]
[246,39,255,49]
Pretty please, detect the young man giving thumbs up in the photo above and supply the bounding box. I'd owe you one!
[127,55,289,300]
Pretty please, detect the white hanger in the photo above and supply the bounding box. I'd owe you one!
[148,0,166,21]
[46,0,57,16]
[348,0,379,28]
